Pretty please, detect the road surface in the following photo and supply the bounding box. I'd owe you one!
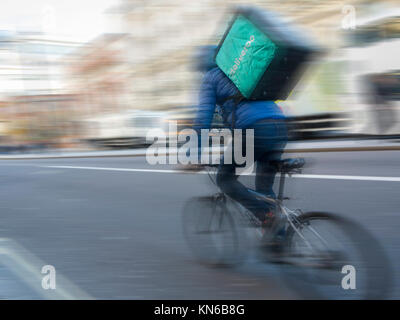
[0,150,398,299]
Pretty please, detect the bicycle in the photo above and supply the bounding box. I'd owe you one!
[182,158,392,299]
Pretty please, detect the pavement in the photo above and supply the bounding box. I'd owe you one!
[0,149,398,299]
[0,138,399,160]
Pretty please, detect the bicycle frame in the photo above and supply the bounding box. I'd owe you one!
[248,185,302,226]
[205,165,325,256]
[206,165,301,227]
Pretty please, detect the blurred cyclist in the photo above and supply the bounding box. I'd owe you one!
[192,45,288,242]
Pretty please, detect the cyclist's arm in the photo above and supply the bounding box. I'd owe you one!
[192,72,217,162]
[193,72,217,133]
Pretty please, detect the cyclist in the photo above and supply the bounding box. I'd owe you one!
[192,45,288,241]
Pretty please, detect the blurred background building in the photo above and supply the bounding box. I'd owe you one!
[0,0,399,149]
[0,31,82,148]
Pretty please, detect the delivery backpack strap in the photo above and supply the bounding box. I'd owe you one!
[220,92,245,129]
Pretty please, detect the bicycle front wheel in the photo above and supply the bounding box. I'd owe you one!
[182,196,242,267]
[282,211,392,299]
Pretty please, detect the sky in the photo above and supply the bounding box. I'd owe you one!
[0,0,119,42]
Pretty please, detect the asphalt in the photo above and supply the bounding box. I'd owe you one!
[0,151,399,299]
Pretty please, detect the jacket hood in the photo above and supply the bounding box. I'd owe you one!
[192,45,218,72]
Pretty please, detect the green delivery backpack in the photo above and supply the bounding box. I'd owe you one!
[215,6,321,101]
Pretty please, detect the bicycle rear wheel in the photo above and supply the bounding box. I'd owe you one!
[182,196,242,267]
[282,211,392,299]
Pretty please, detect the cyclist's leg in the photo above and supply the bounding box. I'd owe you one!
[254,121,288,199]
[216,162,270,222]
[255,151,282,199]
[216,121,287,222]
[216,124,277,221]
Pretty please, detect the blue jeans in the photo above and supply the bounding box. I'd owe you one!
[216,120,288,221]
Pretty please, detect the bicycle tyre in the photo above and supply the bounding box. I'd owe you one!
[282,211,392,299]
[182,196,242,267]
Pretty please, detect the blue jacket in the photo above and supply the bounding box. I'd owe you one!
[194,67,285,131]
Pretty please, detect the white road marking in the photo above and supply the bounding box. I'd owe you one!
[41,165,400,182]
[291,174,400,182]
[42,165,180,174]
[0,238,93,299]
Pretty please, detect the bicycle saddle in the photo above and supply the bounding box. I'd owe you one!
[271,158,305,173]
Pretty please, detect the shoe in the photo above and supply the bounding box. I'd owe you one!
[260,210,287,254]
[261,211,275,230]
